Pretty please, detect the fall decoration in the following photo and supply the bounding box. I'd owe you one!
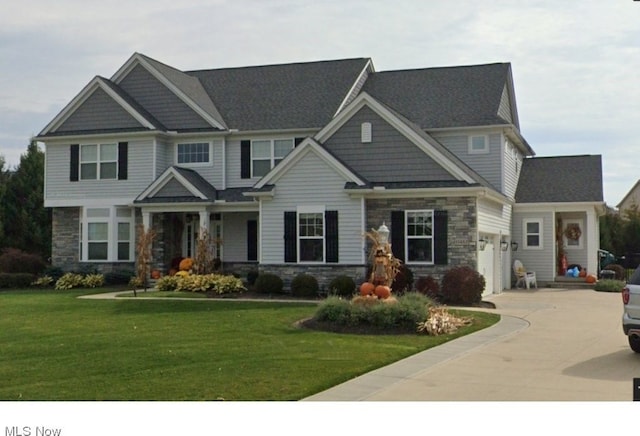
[360,282,375,296]
[585,274,597,284]
[150,270,161,280]
[179,257,193,271]
[374,285,391,299]
[417,306,473,336]
[564,224,582,241]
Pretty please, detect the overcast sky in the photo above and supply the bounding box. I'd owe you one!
[1,0,638,207]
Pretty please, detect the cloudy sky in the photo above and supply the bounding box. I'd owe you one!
[1,0,638,206]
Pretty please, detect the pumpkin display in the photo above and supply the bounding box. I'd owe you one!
[579,269,587,278]
[585,274,597,284]
[374,285,391,299]
[150,269,161,279]
[360,281,375,296]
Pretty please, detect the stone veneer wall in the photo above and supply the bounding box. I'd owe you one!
[366,196,477,282]
[51,207,81,271]
[257,264,367,292]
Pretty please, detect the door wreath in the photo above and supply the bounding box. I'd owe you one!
[564,224,582,241]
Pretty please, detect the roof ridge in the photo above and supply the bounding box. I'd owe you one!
[185,57,371,74]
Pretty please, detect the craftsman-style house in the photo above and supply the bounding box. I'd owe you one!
[37,53,605,294]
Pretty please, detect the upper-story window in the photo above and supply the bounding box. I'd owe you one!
[468,135,489,154]
[80,143,117,180]
[252,139,294,177]
[177,142,211,165]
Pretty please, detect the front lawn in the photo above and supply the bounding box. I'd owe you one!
[0,288,499,400]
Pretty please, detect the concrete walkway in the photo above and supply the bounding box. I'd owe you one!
[304,287,639,401]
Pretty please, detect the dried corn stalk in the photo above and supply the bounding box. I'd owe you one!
[417,306,472,335]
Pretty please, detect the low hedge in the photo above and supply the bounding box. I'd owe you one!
[0,273,37,289]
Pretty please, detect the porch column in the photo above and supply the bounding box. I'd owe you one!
[199,210,210,235]
[586,209,598,274]
[142,211,152,230]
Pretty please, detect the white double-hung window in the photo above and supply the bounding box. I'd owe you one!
[251,139,294,177]
[80,143,117,180]
[82,207,134,261]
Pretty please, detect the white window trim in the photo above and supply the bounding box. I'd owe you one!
[563,219,584,250]
[175,142,213,167]
[361,122,372,143]
[81,206,135,262]
[468,135,489,154]
[405,209,434,265]
[523,218,543,250]
[251,138,294,178]
[80,143,118,180]
[297,205,325,264]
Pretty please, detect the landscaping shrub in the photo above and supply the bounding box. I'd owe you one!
[54,273,85,290]
[328,275,356,297]
[82,273,105,288]
[104,269,135,285]
[156,275,180,292]
[254,273,284,294]
[391,263,414,294]
[0,248,47,275]
[594,279,625,292]
[0,273,37,289]
[313,292,432,332]
[31,275,54,288]
[42,266,65,282]
[440,266,485,305]
[414,275,440,299]
[291,273,319,298]
[246,269,260,286]
[602,264,625,280]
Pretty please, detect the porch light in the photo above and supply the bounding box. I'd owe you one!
[377,222,390,245]
[478,237,488,251]
[511,241,519,251]
[501,240,509,251]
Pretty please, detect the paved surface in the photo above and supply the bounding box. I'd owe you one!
[303,287,640,401]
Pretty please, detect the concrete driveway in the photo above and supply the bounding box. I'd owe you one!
[305,288,640,401]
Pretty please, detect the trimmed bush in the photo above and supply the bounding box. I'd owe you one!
[328,275,356,297]
[82,273,105,288]
[594,279,625,292]
[246,269,260,286]
[0,248,47,275]
[414,275,440,299]
[54,273,85,290]
[440,266,485,305]
[105,269,135,285]
[156,275,180,292]
[391,263,414,294]
[42,266,65,282]
[291,273,319,298]
[0,273,37,289]
[254,273,284,294]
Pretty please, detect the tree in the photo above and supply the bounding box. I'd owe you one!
[3,140,51,260]
[0,155,7,249]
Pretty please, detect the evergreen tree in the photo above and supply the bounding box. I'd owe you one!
[3,141,51,259]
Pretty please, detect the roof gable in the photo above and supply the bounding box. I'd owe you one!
[39,76,158,136]
[515,155,603,203]
[135,166,217,203]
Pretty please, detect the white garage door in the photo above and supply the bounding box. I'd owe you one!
[478,239,494,295]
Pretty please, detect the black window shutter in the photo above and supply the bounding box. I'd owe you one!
[294,137,305,147]
[325,210,338,263]
[434,210,448,265]
[284,211,297,263]
[241,140,251,179]
[391,211,405,262]
[118,142,128,180]
[247,220,258,261]
[70,144,79,182]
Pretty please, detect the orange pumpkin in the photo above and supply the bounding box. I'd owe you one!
[150,270,161,279]
[360,282,375,296]
[374,285,391,299]
[579,269,587,278]
[585,274,597,284]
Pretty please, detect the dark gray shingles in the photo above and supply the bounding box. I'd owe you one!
[515,155,603,203]
[188,58,371,130]
[172,166,217,200]
[362,63,512,129]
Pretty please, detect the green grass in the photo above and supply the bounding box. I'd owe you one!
[0,288,499,400]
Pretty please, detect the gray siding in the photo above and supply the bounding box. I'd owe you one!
[502,137,522,200]
[119,64,210,130]
[221,212,258,262]
[431,132,503,193]
[497,85,513,124]
[45,137,156,203]
[324,107,455,182]
[512,211,555,281]
[56,88,144,133]
[169,138,224,188]
[260,151,363,264]
[155,178,193,197]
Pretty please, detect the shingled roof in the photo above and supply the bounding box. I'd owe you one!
[362,63,514,129]
[515,155,603,203]
[188,58,371,131]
